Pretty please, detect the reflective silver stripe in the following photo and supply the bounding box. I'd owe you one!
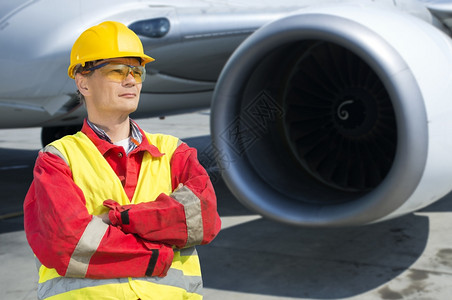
[171,186,204,247]
[38,276,130,299]
[140,268,203,295]
[38,267,202,299]
[180,246,197,257]
[65,216,108,277]
[42,145,69,166]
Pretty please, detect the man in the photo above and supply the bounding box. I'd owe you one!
[23,21,221,299]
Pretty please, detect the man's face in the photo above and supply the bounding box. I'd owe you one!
[78,57,143,120]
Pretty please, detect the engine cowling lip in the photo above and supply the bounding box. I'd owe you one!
[211,12,428,226]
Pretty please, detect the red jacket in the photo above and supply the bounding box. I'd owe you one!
[24,120,221,279]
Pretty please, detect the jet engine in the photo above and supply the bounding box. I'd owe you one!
[211,3,452,226]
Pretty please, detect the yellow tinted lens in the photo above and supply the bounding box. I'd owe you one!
[100,64,145,83]
[130,66,145,82]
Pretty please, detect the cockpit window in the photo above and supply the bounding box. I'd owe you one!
[129,18,170,38]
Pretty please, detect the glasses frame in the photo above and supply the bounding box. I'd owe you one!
[82,62,146,83]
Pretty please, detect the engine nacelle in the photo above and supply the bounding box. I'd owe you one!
[211,3,452,226]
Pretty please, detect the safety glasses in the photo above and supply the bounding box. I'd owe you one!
[84,62,146,83]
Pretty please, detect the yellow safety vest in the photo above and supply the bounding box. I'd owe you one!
[37,131,203,300]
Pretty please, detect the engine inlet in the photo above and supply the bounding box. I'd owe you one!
[282,41,397,192]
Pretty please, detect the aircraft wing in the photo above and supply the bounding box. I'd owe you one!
[3,0,452,227]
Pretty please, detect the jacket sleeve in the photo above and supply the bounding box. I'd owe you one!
[23,151,174,279]
[106,142,222,249]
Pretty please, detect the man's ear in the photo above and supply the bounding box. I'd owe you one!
[75,73,90,97]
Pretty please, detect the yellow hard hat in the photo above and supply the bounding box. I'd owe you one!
[68,21,154,78]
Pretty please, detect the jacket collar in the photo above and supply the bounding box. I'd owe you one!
[81,119,164,157]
